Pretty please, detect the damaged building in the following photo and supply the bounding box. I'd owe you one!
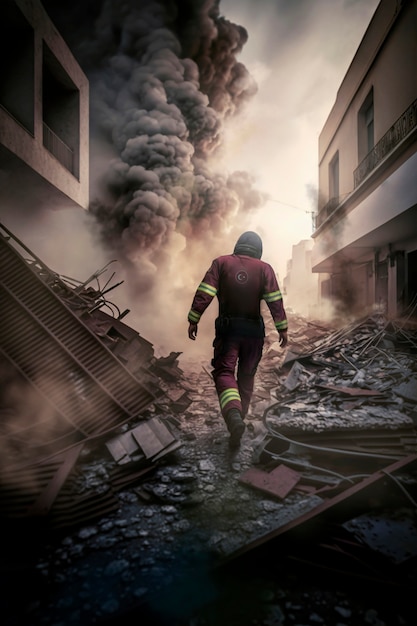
[312,0,417,319]
[0,0,89,213]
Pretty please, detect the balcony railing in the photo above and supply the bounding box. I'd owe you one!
[315,196,340,229]
[354,99,417,188]
[43,123,74,174]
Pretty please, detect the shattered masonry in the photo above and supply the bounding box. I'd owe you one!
[1,223,417,625]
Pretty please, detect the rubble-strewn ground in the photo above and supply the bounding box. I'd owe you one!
[2,312,417,626]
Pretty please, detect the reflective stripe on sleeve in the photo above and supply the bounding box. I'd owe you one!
[275,320,288,330]
[188,309,201,323]
[197,281,217,297]
[263,290,282,303]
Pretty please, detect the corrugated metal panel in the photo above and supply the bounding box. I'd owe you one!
[0,446,83,520]
[0,227,155,455]
[0,357,84,466]
[0,445,121,531]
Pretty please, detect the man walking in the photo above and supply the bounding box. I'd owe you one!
[187,231,288,448]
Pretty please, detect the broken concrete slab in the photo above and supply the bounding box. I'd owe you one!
[392,377,417,402]
[284,361,315,390]
[343,507,417,564]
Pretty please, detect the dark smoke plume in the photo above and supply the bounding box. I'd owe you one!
[43,0,264,288]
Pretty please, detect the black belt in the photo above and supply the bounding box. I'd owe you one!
[215,316,265,338]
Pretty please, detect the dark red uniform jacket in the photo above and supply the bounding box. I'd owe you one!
[188,253,288,336]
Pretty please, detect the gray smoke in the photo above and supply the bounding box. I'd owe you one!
[43,0,264,288]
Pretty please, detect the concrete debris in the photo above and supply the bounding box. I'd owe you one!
[1,225,417,625]
[283,361,315,391]
[343,507,417,564]
[393,376,417,402]
[257,313,417,440]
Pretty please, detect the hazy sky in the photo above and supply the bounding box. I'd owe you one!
[3,0,381,358]
[215,0,380,278]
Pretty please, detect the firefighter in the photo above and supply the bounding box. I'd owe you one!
[187,231,288,448]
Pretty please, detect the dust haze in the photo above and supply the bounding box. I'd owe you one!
[1,0,380,359]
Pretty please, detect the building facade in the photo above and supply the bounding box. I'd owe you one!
[0,0,89,212]
[283,239,320,318]
[312,0,417,319]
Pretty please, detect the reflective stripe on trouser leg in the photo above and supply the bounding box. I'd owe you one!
[219,388,242,414]
[211,337,242,418]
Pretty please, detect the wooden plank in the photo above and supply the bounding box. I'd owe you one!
[148,417,176,448]
[132,422,161,458]
[105,438,130,464]
[118,431,140,456]
[152,440,183,462]
[239,464,301,499]
[106,418,177,463]
[105,431,141,464]
[132,417,175,458]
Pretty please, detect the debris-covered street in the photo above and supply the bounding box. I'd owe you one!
[2,327,417,624]
[1,0,417,624]
[1,226,417,625]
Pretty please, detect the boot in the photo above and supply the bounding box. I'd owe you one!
[226,408,245,449]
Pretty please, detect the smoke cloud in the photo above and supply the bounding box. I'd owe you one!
[43,0,264,295]
[2,0,380,356]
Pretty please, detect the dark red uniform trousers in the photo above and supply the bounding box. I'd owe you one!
[211,334,264,419]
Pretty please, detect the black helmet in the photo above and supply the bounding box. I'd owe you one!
[233,231,263,259]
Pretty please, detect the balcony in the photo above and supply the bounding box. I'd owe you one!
[315,196,340,229]
[354,99,417,188]
[43,122,74,175]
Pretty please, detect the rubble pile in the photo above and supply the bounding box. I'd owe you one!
[1,226,417,626]
[264,313,417,433]
[1,312,415,626]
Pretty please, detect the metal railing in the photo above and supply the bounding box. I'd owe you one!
[354,98,417,188]
[315,196,340,228]
[316,100,417,230]
[43,122,74,174]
